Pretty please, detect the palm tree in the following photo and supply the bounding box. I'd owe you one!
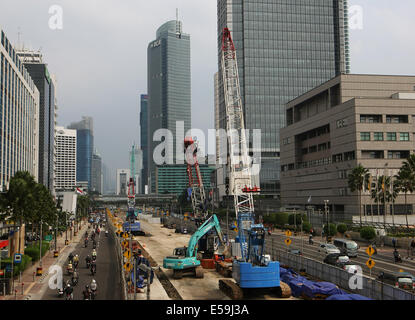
[348,164,370,226]
[395,167,415,229]
[370,175,397,227]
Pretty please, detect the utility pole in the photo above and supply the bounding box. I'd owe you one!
[324,200,329,243]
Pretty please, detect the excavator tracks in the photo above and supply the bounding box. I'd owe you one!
[219,279,244,300]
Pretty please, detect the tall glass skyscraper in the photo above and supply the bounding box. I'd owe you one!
[140,94,148,194]
[68,117,94,189]
[217,0,350,195]
[17,51,56,192]
[147,19,191,193]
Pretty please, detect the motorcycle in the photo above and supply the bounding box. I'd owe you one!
[57,287,64,298]
[71,277,78,286]
[90,289,97,300]
[67,265,74,275]
[394,250,402,263]
[73,261,79,269]
[84,239,88,247]
[91,265,96,276]
[309,236,314,245]
[86,260,91,269]
[65,292,73,300]
[105,231,108,237]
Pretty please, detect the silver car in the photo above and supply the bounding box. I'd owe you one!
[318,243,341,255]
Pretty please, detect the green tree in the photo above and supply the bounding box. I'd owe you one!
[360,226,376,241]
[396,158,415,229]
[337,223,347,235]
[348,164,370,226]
[323,223,337,237]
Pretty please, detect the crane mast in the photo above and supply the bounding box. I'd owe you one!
[184,137,208,224]
[222,28,261,261]
[127,144,136,209]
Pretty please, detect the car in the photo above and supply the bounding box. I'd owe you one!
[323,253,351,268]
[318,243,341,255]
[343,263,360,273]
[288,249,302,255]
[378,271,415,291]
[333,238,359,257]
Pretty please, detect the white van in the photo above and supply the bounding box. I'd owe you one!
[333,238,359,257]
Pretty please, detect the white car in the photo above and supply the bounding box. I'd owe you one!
[318,243,341,255]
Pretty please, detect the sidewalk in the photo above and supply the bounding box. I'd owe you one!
[0,220,89,300]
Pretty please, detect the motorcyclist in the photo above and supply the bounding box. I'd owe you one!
[90,260,97,275]
[68,252,74,264]
[86,255,91,267]
[82,285,91,300]
[92,239,97,249]
[73,254,79,268]
[67,262,73,275]
[90,279,97,299]
[92,249,97,260]
[72,269,79,286]
[64,283,73,300]
[309,234,314,245]
[394,248,402,262]
[105,230,108,237]
[84,237,88,247]
[84,231,88,239]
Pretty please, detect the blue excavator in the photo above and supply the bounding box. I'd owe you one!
[163,214,226,279]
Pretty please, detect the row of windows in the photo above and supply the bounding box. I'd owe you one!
[361,150,410,160]
[360,132,410,141]
[360,114,410,124]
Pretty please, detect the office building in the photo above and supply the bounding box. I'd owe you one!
[91,150,103,194]
[130,145,143,195]
[140,94,149,194]
[156,164,215,195]
[147,19,191,193]
[116,169,130,196]
[217,0,350,196]
[55,126,76,191]
[68,117,94,189]
[0,29,39,190]
[280,74,415,221]
[17,50,57,192]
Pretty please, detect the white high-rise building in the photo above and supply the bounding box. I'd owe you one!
[0,28,39,190]
[55,126,77,191]
[116,169,130,196]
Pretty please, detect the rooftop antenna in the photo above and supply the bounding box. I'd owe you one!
[176,8,182,37]
[17,27,21,50]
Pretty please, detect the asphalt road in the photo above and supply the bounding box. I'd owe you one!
[42,223,122,300]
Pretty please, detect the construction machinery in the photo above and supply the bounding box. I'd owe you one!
[218,28,291,299]
[163,215,225,279]
[183,137,220,258]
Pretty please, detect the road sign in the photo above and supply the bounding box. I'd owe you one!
[14,253,22,264]
[285,230,292,237]
[123,263,132,272]
[366,246,375,256]
[285,238,292,246]
[116,230,121,236]
[124,250,131,260]
[123,232,129,239]
[122,240,129,248]
[44,235,53,241]
[366,258,375,269]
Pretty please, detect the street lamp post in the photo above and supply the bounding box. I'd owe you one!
[324,200,330,243]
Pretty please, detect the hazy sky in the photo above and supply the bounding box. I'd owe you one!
[1,0,414,179]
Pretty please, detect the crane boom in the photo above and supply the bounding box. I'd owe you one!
[221,28,257,259]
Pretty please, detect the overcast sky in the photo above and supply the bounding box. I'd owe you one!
[1,0,414,180]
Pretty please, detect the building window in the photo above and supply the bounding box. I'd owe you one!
[360,132,371,141]
[362,151,384,159]
[374,132,384,141]
[400,133,410,141]
[344,151,355,161]
[386,132,397,141]
[386,115,408,123]
[388,151,410,159]
[336,119,347,128]
[360,115,382,123]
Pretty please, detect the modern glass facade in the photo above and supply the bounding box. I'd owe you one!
[156,165,215,195]
[19,62,56,191]
[68,117,94,189]
[140,94,148,193]
[147,20,191,194]
[91,152,102,194]
[217,0,349,194]
[0,30,39,190]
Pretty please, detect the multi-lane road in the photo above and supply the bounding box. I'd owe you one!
[42,221,122,300]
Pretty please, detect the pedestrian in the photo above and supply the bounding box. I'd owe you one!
[392,237,397,249]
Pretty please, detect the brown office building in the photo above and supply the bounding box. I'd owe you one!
[280,74,415,222]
